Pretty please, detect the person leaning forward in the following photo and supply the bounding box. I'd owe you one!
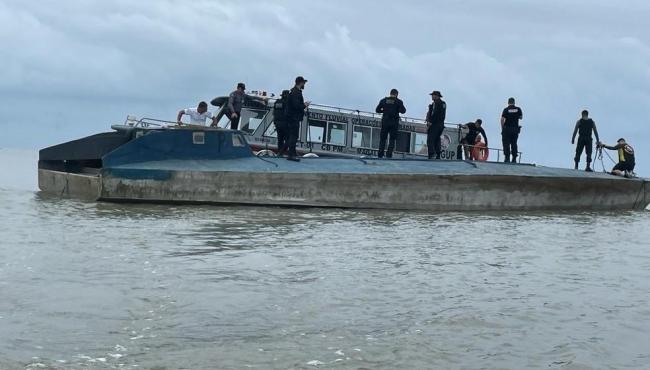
[176,101,217,126]
[375,88,406,158]
[571,109,600,172]
[426,90,446,159]
[461,119,488,160]
[500,97,523,163]
[286,76,311,162]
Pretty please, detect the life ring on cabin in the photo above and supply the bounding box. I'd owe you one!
[255,149,277,157]
[471,142,489,161]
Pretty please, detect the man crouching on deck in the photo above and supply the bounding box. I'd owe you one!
[598,138,636,177]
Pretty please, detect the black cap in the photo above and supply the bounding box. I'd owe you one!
[617,138,626,143]
[390,88,399,95]
[295,76,308,84]
[429,90,442,97]
[237,82,246,90]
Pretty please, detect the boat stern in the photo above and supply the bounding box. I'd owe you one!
[38,169,101,200]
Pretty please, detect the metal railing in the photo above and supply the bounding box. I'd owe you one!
[461,143,522,163]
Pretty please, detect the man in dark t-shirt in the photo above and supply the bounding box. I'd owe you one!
[500,97,523,163]
[460,119,488,160]
[376,88,406,158]
[571,110,600,172]
[286,76,311,162]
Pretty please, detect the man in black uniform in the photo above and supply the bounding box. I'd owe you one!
[375,89,406,158]
[460,119,488,160]
[500,97,523,163]
[571,110,600,172]
[426,91,446,159]
[598,138,636,177]
[286,76,310,162]
[273,90,290,156]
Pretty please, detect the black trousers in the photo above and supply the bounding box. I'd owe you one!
[502,127,519,162]
[378,121,398,158]
[275,122,288,155]
[574,136,593,163]
[286,119,300,158]
[427,124,444,159]
[229,113,241,130]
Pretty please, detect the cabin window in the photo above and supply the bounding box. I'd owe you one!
[395,131,411,153]
[307,119,326,143]
[352,125,381,149]
[193,132,205,145]
[263,122,277,138]
[412,133,428,155]
[327,122,346,146]
[238,108,267,134]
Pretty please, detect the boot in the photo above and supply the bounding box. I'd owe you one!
[574,161,579,170]
[585,163,593,172]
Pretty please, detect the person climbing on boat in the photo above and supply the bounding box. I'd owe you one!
[501,97,523,163]
[460,119,488,160]
[286,76,311,162]
[571,109,600,172]
[598,138,636,177]
[426,90,446,159]
[224,82,268,130]
[273,90,290,156]
[376,88,406,158]
[176,101,217,126]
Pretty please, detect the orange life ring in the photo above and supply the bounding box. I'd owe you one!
[471,142,489,161]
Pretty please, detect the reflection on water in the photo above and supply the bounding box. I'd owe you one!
[1,188,650,370]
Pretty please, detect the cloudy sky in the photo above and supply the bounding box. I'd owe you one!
[1,0,649,173]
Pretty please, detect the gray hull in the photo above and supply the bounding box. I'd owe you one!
[39,168,650,211]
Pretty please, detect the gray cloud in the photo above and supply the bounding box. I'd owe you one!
[1,0,649,173]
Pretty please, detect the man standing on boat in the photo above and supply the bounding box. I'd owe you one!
[273,90,291,156]
[460,119,488,160]
[598,138,636,177]
[376,89,406,158]
[571,110,600,172]
[176,101,217,126]
[501,97,523,163]
[286,76,311,162]
[426,91,446,159]
[225,82,267,130]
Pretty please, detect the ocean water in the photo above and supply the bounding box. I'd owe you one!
[1,149,649,370]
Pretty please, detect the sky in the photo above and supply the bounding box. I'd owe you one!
[1,0,649,174]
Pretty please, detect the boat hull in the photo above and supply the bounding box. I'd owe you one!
[39,168,649,211]
[38,129,650,211]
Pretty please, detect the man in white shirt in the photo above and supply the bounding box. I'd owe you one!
[176,101,217,126]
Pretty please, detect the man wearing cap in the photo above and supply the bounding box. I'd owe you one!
[598,138,636,177]
[224,82,267,130]
[286,76,311,162]
[375,88,406,158]
[500,97,523,163]
[425,91,446,159]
